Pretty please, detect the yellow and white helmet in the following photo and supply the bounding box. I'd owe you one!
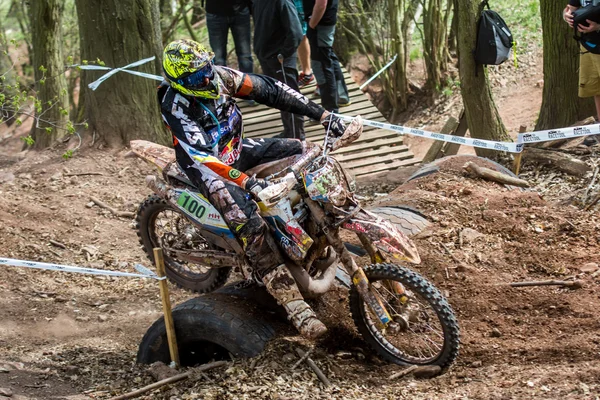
[162,39,221,99]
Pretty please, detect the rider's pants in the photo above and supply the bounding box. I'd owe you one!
[182,137,303,272]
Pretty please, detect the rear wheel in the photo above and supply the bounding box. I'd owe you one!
[350,263,460,370]
[136,194,231,293]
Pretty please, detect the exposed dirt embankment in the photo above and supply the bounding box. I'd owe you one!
[0,149,599,399]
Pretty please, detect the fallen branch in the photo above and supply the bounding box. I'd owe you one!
[49,240,67,250]
[509,280,583,289]
[585,192,600,211]
[463,162,530,188]
[295,348,331,387]
[65,172,104,177]
[523,147,591,177]
[109,360,227,400]
[389,365,418,380]
[291,347,313,370]
[90,196,135,219]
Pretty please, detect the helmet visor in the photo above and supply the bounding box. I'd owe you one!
[179,63,215,90]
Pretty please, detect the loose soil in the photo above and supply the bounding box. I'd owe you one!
[0,143,599,399]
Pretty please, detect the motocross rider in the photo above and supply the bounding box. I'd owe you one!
[159,39,347,339]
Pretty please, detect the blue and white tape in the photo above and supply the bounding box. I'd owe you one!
[0,257,164,280]
[73,56,163,91]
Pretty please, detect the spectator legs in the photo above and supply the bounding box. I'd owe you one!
[307,25,338,112]
[230,9,254,73]
[259,56,305,140]
[206,13,229,66]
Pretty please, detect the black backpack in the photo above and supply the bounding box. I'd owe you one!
[573,1,600,54]
[474,0,514,66]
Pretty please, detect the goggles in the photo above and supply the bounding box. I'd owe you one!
[177,62,215,89]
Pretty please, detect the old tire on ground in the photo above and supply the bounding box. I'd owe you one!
[137,283,284,366]
[406,155,522,191]
[350,263,460,370]
[369,206,430,236]
[136,194,231,293]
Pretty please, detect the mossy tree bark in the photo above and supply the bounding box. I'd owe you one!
[29,0,70,149]
[75,0,169,147]
[536,0,595,130]
[454,0,511,158]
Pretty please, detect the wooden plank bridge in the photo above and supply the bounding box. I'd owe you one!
[238,70,419,178]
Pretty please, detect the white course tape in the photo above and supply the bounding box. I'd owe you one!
[518,123,600,144]
[336,114,524,153]
[71,55,598,152]
[74,56,163,91]
[0,257,164,280]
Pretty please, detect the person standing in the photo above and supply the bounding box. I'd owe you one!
[564,1,600,121]
[294,0,315,87]
[254,0,305,140]
[205,0,253,74]
[303,0,349,112]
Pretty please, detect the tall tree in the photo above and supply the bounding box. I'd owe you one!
[29,0,70,148]
[536,0,594,130]
[454,0,511,158]
[75,0,169,147]
[421,0,452,91]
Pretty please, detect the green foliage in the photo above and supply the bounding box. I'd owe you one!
[62,149,74,160]
[21,135,34,146]
[494,0,542,45]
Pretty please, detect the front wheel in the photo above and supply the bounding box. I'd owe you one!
[350,263,460,370]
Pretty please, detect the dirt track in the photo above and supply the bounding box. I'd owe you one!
[0,147,598,399]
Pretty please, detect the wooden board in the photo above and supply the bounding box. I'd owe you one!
[240,68,418,176]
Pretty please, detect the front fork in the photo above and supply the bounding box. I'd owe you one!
[304,199,393,327]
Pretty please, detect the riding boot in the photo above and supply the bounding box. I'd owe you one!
[262,264,328,339]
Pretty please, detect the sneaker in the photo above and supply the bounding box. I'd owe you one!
[338,98,352,107]
[298,72,315,88]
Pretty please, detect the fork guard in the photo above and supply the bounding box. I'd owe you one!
[341,210,421,264]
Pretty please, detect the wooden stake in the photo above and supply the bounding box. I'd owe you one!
[154,248,180,367]
[109,360,227,400]
[512,125,527,175]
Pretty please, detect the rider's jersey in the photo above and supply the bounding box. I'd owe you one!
[158,66,324,189]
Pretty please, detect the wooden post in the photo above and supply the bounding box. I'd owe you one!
[154,248,180,367]
[512,125,527,175]
[442,110,468,156]
[422,115,460,163]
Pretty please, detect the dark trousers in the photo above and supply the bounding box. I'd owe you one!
[259,56,305,140]
[206,10,253,73]
[306,24,347,112]
[181,138,302,270]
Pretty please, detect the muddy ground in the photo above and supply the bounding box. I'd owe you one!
[0,143,599,399]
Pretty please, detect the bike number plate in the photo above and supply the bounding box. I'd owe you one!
[176,190,210,223]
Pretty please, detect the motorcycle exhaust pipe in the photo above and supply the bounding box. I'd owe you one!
[286,261,337,299]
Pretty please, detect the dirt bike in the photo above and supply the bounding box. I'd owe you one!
[131,117,460,369]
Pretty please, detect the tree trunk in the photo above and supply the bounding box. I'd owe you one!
[29,0,70,149]
[454,0,510,158]
[422,0,451,91]
[389,0,408,112]
[536,0,595,130]
[75,0,169,147]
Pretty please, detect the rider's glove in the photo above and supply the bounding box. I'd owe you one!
[322,114,347,138]
[245,176,269,200]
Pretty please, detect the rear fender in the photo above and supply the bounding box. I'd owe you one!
[341,210,421,264]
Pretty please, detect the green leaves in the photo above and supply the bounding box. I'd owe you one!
[62,149,74,160]
[21,135,34,146]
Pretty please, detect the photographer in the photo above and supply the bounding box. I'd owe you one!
[564,1,600,122]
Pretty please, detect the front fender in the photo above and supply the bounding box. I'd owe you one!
[341,210,421,264]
